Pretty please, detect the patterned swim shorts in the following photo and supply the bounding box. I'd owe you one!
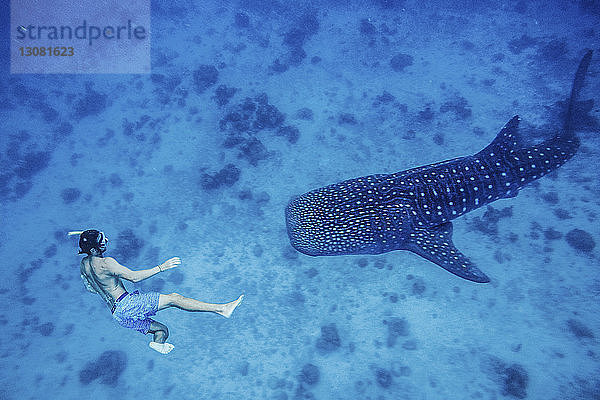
[112,290,160,334]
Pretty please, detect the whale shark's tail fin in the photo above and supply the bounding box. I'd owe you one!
[482,50,593,158]
[563,50,593,136]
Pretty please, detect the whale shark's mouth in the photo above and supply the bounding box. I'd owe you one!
[285,196,322,256]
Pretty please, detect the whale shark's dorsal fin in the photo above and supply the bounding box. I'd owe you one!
[406,222,490,283]
[479,115,522,155]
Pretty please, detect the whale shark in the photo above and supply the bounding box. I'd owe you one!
[285,50,593,283]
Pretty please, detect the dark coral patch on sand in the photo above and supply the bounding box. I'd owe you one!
[440,96,472,119]
[276,125,300,143]
[214,85,238,106]
[234,12,250,28]
[239,137,269,166]
[61,188,81,204]
[218,93,298,165]
[565,229,595,252]
[375,368,393,388]
[112,229,145,264]
[469,206,513,236]
[14,151,52,180]
[299,363,320,386]
[384,317,409,347]
[501,364,529,399]
[390,53,413,72]
[201,164,241,190]
[38,322,55,336]
[220,94,285,135]
[193,65,219,93]
[485,357,529,399]
[151,73,185,105]
[79,351,127,387]
[567,318,594,338]
[270,12,319,72]
[74,84,108,119]
[316,323,341,353]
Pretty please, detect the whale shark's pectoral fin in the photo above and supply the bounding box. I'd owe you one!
[406,223,490,283]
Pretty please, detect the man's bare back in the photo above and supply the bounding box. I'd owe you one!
[80,256,128,310]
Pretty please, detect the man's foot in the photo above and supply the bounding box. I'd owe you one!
[149,341,175,354]
[218,294,244,318]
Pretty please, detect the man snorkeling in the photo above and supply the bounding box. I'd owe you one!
[70,229,244,354]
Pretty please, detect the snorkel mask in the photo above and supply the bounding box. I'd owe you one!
[68,229,108,256]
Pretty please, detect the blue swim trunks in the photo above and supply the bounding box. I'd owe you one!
[112,290,160,334]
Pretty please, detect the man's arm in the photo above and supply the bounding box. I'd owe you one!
[103,257,181,283]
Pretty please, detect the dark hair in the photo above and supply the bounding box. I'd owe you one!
[78,229,107,255]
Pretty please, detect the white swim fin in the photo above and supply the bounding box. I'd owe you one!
[149,342,175,354]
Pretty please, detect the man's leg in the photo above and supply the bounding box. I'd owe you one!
[148,320,169,344]
[158,293,243,318]
[147,320,174,354]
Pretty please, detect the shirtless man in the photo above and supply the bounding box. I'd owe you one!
[72,229,243,354]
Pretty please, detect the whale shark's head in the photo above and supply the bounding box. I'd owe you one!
[285,183,381,256]
[285,194,328,256]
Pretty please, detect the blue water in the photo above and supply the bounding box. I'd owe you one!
[1,1,599,399]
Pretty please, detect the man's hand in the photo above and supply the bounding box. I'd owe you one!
[159,257,181,272]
